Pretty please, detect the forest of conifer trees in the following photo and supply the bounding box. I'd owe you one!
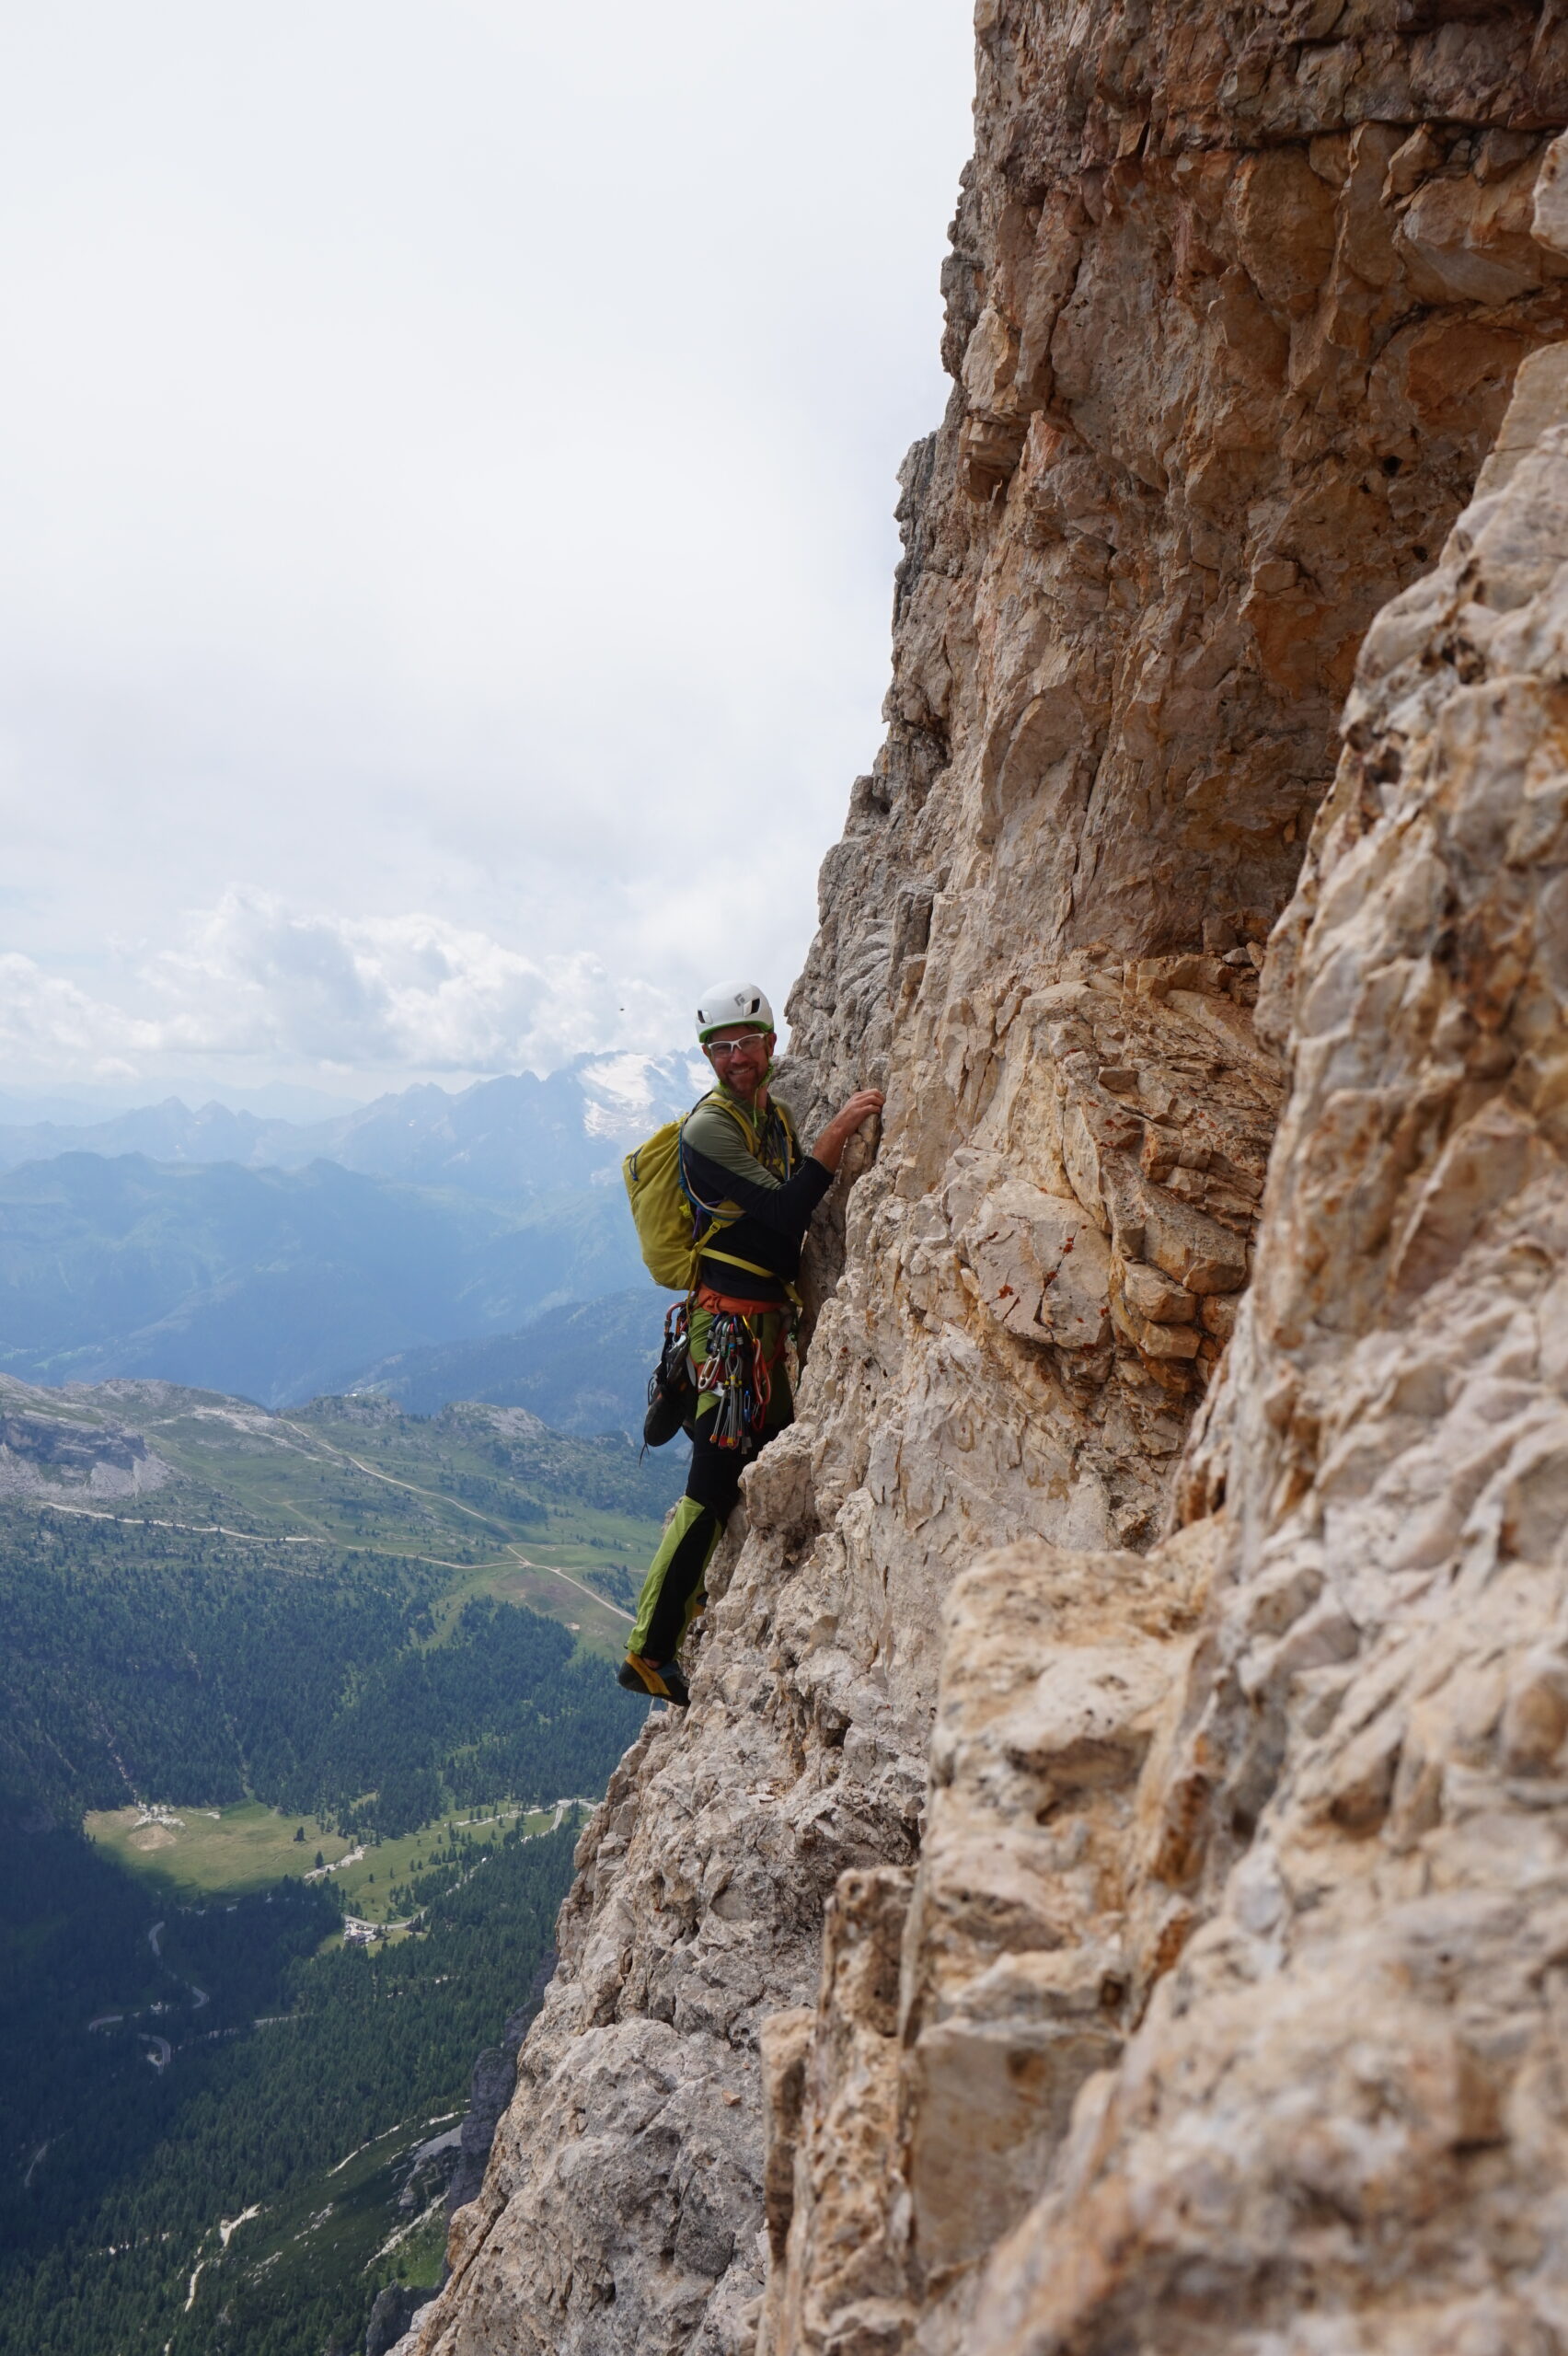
[0,1496,649,2353]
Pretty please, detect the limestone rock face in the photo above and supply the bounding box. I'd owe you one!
[959,239,1568,2356]
[398,8,1568,2354]
[0,1377,178,1499]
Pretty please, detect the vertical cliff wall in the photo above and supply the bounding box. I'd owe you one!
[949,297,1568,2356]
[401,7,1568,2353]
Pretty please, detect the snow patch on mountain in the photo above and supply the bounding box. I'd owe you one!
[577,1052,705,1140]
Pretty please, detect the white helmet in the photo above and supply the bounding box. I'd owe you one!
[696,981,775,1042]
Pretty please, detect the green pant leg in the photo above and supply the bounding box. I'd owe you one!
[688,1304,716,1428]
[628,1495,725,1658]
[629,1300,718,1657]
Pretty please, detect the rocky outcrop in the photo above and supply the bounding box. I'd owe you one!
[367,2283,439,2356]
[0,1377,178,1498]
[444,1973,555,2221]
[399,7,1568,2354]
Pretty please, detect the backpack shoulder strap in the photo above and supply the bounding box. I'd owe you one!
[682,1089,763,1157]
[773,1099,799,1165]
[677,1092,746,1224]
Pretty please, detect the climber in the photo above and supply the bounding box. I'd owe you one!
[618,983,882,1706]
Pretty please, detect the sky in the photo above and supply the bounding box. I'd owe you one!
[0,1,974,1107]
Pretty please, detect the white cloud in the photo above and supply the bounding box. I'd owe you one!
[151,894,678,1074]
[0,1,974,1098]
[0,895,691,1082]
[0,953,158,1079]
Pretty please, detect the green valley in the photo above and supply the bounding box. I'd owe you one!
[3,1813,581,2356]
[0,1374,675,2356]
[4,1374,681,1653]
[86,1795,582,1925]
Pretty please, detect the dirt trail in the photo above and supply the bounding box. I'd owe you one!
[503,1544,632,1623]
[39,1500,316,1544]
[38,1496,543,1580]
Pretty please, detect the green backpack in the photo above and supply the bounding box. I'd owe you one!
[622,1092,796,1294]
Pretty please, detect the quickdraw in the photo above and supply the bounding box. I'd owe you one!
[696,1310,774,1449]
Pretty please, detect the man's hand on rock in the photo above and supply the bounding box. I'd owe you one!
[811,1090,885,1174]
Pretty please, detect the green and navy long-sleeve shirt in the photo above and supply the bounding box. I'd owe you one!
[680,1083,832,1305]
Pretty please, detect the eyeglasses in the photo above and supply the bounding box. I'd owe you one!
[707,1037,765,1058]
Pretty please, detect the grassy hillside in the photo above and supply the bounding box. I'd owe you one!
[85,1796,574,1923]
[13,1378,680,1651]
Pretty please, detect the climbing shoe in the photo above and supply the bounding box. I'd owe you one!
[642,1309,697,1450]
[642,1380,692,1451]
[617,1652,691,1708]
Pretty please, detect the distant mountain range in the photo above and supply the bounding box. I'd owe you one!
[0,1057,707,1413]
[0,1080,360,1126]
[0,1155,661,1406]
[344,1289,670,1433]
[0,1054,706,1196]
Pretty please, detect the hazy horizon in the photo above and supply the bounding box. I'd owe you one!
[0,1043,716,1126]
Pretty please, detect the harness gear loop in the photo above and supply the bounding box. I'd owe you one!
[694,1305,779,1449]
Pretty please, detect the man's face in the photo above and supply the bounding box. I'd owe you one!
[705,1025,774,1098]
